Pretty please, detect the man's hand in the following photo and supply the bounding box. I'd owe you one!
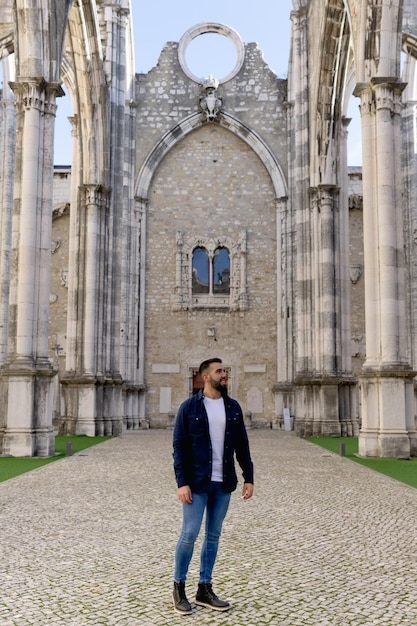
[242,483,254,500]
[178,485,193,504]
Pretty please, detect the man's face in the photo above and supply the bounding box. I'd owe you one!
[206,363,228,393]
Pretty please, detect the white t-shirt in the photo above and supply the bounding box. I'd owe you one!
[203,396,226,482]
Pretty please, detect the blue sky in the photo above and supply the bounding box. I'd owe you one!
[132,1,292,78]
[54,1,362,165]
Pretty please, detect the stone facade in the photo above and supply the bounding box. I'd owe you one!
[135,38,286,428]
[48,162,366,430]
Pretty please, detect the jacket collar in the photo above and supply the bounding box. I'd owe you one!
[196,387,230,406]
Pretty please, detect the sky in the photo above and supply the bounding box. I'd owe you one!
[53,0,362,165]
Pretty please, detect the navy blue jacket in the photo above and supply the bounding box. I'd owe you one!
[173,389,254,494]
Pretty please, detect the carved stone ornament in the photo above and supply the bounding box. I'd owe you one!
[200,75,222,121]
[51,239,61,254]
[60,269,68,288]
[350,264,362,284]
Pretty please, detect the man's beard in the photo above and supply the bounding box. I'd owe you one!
[219,383,228,398]
[209,376,228,397]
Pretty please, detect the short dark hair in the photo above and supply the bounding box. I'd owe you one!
[199,357,222,376]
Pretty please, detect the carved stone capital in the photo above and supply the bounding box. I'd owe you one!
[10,78,65,114]
[82,184,110,209]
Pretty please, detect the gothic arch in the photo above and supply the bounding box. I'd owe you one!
[64,2,109,181]
[135,112,288,199]
[311,0,352,185]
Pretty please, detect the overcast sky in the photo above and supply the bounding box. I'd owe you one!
[54,1,362,165]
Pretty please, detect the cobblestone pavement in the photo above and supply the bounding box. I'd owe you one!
[1,429,417,625]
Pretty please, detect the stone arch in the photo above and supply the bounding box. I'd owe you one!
[135,113,288,199]
[312,0,351,185]
[64,2,109,181]
[0,1,136,454]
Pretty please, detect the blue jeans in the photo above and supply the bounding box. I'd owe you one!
[174,482,231,584]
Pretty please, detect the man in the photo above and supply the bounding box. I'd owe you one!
[172,357,254,615]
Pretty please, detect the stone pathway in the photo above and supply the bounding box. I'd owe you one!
[1,429,416,625]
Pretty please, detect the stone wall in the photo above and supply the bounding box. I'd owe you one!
[49,163,366,429]
[135,37,288,427]
[48,42,367,431]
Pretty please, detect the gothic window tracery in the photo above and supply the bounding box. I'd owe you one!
[192,245,230,296]
[173,231,247,311]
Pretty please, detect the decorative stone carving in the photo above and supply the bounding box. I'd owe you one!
[200,75,222,121]
[60,269,68,288]
[172,230,248,311]
[51,239,61,254]
[350,264,362,284]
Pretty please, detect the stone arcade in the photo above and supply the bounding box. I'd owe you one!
[0,1,417,457]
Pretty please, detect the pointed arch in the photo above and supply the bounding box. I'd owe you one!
[135,113,288,199]
[313,0,352,185]
[63,1,109,182]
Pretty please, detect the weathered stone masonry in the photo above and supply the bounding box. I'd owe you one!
[1,2,417,457]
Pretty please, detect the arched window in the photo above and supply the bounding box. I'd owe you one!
[172,232,247,311]
[192,246,230,296]
[192,247,209,293]
[213,247,230,294]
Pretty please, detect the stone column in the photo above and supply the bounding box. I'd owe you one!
[289,7,314,436]
[318,186,337,373]
[401,57,417,455]
[339,117,358,436]
[137,197,147,390]
[290,8,311,379]
[65,115,80,373]
[355,79,415,457]
[80,184,109,437]
[2,78,63,456]
[274,196,294,427]
[238,229,248,310]
[0,59,15,365]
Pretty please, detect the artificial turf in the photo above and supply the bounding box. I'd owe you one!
[0,435,111,483]
[306,436,417,489]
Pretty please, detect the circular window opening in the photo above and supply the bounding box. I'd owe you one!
[185,33,238,83]
[178,23,245,85]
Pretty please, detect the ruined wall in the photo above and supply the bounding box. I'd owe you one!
[136,37,287,427]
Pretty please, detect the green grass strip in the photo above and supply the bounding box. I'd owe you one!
[306,437,417,489]
[0,435,111,483]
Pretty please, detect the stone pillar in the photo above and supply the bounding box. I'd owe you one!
[355,79,415,457]
[289,7,316,436]
[0,58,15,365]
[401,56,417,456]
[137,197,147,390]
[63,184,109,437]
[290,8,311,378]
[318,186,337,373]
[2,78,63,456]
[65,115,80,373]
[275,196,295,426]
[238,230,248,310]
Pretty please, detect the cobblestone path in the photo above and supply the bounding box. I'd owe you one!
[1,430,416,625]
